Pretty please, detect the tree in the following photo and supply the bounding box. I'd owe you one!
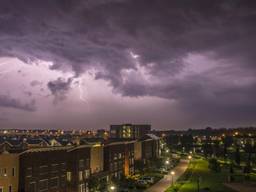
[235,144,241,166]
[208,158,221,172]
[244,143,253,167]
[134,160,144,173]
[88,176,100,191]
[223,136,233,160]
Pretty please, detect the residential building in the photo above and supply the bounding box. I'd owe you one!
[0,152,19,192]
[104,141,135,180]
[110,124,151,139]
[19,147,70,192]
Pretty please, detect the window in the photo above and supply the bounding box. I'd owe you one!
[0,187,3,192]
[79,184,85,192]
[49,177,59,189]
[60,175,66,187]
[39,165,48,176]
[79,160,84,169]
[26,167,32,177]
[9,185,12,192]
[114,154,117,160]
[61,163,66,171]
[84,170,90,179]
[38,179,48,192]
[29,182,36,192]
[51,164,58,173]
[3,168,7,176]
[67,172,72,182]
[85,159,90,167]
[12,168,16,177]
[79,171,83,181]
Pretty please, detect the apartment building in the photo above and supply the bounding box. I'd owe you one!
[19,147,70,192]
[110,124,151,139]
[134,134,160,164]
[66,145,91,192]
[104,141,135,180]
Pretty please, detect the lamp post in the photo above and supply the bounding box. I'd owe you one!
[171,171,175,186]
[165,159,170,171]
[109,184,116,192]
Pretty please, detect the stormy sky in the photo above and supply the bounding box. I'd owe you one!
[0,0,256,130]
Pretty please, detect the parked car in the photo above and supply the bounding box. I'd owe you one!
[141,176,154,184]
[136,180,148,188]
[159,167,168,174]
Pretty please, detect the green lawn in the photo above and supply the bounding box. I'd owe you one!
[166,158,235,192]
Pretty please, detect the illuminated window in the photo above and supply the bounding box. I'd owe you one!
[79,171,83,181]
[79,184,85,192]
[84,170,90,179]
[67,172,72,182]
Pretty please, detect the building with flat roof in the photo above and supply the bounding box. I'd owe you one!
[110,124,151,139]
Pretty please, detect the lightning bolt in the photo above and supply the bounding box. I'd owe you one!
[78,79,87,103]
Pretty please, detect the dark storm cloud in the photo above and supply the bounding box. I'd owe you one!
[47,77,73,102]
[0,0,256,126]
[0,95,36,111]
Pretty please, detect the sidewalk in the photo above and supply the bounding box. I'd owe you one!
[145,159,189,192]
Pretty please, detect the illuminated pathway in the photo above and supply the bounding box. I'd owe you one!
[145,159,189,192]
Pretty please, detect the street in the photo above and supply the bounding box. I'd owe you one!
[145,159,189,192]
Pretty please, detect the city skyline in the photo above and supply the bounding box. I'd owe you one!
[0,0,256,130]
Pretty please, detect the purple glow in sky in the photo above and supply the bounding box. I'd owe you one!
[0,0,256,130]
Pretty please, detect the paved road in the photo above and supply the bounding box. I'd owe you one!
[145,159,189,192]
[224,183,256,192]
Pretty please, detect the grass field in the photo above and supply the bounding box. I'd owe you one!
[166,158,235,192]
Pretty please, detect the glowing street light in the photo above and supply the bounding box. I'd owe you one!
[110,185,116,191]
[165,160,170,165]
[188,155,192,160]
[171,171,175,186]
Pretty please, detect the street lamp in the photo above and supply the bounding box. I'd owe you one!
[171,171,175,186]
[109,185,116,191]
[188,155,192,160]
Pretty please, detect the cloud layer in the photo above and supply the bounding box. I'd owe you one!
[0,95,36,111]
[0,0,256,128]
